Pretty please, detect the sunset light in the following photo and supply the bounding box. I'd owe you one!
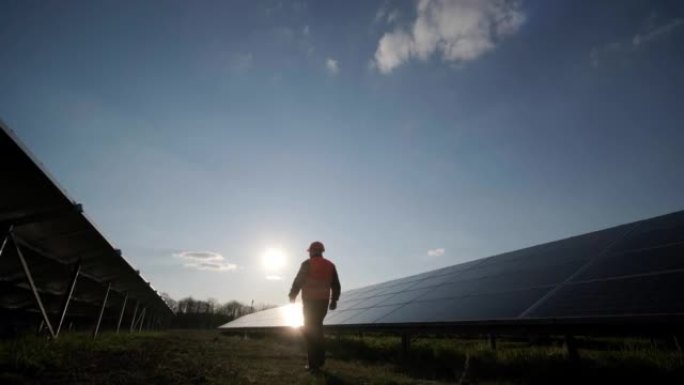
[281,303,304,328]
[261,247,286,271]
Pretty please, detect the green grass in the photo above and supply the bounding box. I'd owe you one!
[0,330,437,385]
[0,330,682,384]
[326,334,684,384]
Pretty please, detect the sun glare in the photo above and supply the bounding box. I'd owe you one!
[262,247,286,270]
[281,303,304,328]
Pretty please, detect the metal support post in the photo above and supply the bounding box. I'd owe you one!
[129,301,139,332]
[56,261,81,337]
[116,294,128,333]
[138,307,147,332]
[674,335,683,365]
[12,233,56,338]
[0,225,12,258]
[565,334,580,363]
[489,333,497,350]
[92,282,111,339]
[401,333,411,358]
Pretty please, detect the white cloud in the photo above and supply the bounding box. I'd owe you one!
[375,2,389,22]
[175,251,223,261]
[175,251,238,272]
[228,52,253,73]
[427,248,446,257]
[632,18,683,46]
[325,58,340,75]
[266,275,283,280]
[590,16,683,67]
[373,0,525,74]
[209,51,252,75]
[375,1,400,25]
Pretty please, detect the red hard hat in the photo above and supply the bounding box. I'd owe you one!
[307,241,325,252]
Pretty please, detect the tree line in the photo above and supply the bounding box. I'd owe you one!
[160,293,275,329]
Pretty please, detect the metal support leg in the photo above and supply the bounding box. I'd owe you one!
[401,333,411,358]
[93,282,111,339]
[489,333,497,350]
[56,261,81,337]
[129,302,139,332]
[565,334,580,363]
[674,335,683,365]
[138,307,147,332]
[116,294,128,333]
[12,233,56,338]
[0,226,12,258]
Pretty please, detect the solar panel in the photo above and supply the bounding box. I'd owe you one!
[1,121,173,336]
[220,210,684,333]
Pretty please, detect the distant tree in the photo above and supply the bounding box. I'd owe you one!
[167,295,273,329]
[220,300,246,319]
[206,298,218,314]
[256,303,277,311]
[177,297,196,314]
[160,292,178,313]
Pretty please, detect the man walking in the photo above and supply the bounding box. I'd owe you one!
[289,241,341,372]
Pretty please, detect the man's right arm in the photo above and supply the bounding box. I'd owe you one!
[288,260,309,302]
[329,265,341,310]
[330,265,341,302]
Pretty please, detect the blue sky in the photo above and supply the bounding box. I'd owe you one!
[1,0,683,305]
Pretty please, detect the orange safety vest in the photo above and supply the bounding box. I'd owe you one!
[302,257,335,300]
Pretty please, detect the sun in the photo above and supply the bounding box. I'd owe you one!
[261,247,286,270]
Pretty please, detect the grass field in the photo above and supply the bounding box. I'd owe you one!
[1,330,683,384]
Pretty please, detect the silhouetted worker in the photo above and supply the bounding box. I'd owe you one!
[289,241,341,372]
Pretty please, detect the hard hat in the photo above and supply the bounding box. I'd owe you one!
[307,241,325,252]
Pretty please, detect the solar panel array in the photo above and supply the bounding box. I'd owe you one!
[1,121,173,336]
[221,210,684,332]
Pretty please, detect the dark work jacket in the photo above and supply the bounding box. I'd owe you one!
[289,256,341,301]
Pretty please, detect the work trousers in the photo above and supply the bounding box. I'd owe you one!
[302,299,329,369]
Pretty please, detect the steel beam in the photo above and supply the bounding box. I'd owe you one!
[11,233,107,266]
[12,233,56,338]
[129,301,139,332]
[93,282,111,339]
[0,204,82,227]
[56,261,81,337]
[116,294,128,333]
[138,307,147,333]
